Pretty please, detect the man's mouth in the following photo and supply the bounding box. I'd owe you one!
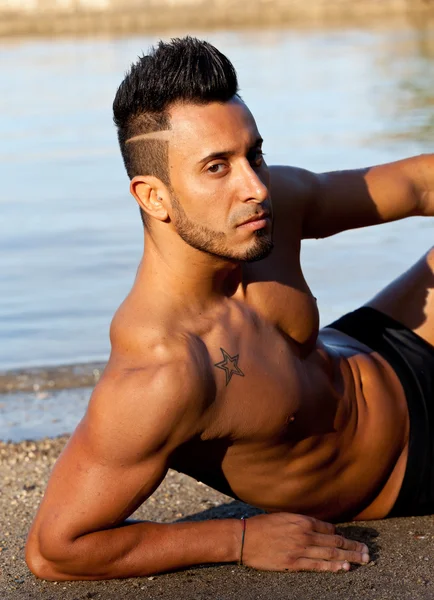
[237,212,270,230]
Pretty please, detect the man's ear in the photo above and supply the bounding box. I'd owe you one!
[130,176,170,222]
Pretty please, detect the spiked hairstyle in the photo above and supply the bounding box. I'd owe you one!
[113,37,239,225]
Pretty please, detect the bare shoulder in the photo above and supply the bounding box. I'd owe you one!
[88,328,213,457]
[269,165,317,206]
[268,165,317,241]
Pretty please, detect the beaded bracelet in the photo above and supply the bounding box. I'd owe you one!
[238,516,247,566]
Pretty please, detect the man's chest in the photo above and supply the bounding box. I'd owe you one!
[172,248,324,479]
[197,287,323,445]
[171,311,331,499]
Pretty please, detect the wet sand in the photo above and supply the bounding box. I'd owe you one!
[2,434,434,599]
[0,363,104,395]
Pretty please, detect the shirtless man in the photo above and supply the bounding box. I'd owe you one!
[25,37,434,580]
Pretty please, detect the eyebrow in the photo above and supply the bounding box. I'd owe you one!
[197,137,264,165]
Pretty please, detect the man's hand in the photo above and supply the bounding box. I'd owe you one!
[242,513,370,572]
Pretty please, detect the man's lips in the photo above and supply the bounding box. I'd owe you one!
[237,213,270,229]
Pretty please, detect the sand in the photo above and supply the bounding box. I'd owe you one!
[1,435,434,600]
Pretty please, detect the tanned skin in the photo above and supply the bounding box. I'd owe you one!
[26,97,434,580]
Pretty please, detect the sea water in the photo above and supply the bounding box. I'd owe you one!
[1,25,434,438]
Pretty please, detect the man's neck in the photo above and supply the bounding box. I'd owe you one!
[137,237,244,310]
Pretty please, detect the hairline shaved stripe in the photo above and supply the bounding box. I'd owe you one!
[125,130,172,144]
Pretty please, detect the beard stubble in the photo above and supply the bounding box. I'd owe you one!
[170,193,274,263]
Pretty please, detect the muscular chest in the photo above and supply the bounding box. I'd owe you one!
[174,250,323,472]
[171,306,333,498]
[200,301,317,445]
[169,278,337,501]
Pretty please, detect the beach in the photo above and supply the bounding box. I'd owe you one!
[1,431,434,599]
[2,11,434,599]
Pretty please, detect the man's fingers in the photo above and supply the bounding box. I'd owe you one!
[310,533,369,555]
[243,513,370,573]
[303,544,370,565]
[301,517,335,535]
[290,558,351,573]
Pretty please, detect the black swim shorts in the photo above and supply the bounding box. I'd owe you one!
[326,306,434,517]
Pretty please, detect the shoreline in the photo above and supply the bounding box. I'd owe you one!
[0,362,105,394]
[1,0,434,38]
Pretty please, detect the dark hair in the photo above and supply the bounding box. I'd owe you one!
[113,36,239,225]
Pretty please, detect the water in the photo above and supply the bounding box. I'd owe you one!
[0,387,91,441]
[1,25,434,372]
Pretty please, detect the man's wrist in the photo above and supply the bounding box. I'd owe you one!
[238,516,247,565]
[213,518,246,564]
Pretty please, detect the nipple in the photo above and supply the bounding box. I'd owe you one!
[288,414,296,423]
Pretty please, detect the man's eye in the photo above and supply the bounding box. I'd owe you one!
[249,149,265,166]
[207,163,226,174]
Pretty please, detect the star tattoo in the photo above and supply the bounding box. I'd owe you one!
[214,347,245,386]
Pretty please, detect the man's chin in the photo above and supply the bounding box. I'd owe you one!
[242,239,274,263]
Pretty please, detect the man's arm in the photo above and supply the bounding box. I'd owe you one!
[25,359,370,580]
[270,154,434,240]
[25,360,242,580]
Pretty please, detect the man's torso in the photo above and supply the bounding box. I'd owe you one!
[107,167,410,521]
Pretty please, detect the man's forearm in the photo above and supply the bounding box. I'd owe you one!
[28,519,241,580]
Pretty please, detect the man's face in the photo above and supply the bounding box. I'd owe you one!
[166,97,273,263]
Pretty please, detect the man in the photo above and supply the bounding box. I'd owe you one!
[25,37,434,580]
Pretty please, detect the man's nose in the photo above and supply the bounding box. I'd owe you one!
[240,162,269,203]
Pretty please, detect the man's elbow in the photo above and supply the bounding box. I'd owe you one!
[25,531,78,581]
[25,543,61,581]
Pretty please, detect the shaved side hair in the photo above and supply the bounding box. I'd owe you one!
[113,36,239,226]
